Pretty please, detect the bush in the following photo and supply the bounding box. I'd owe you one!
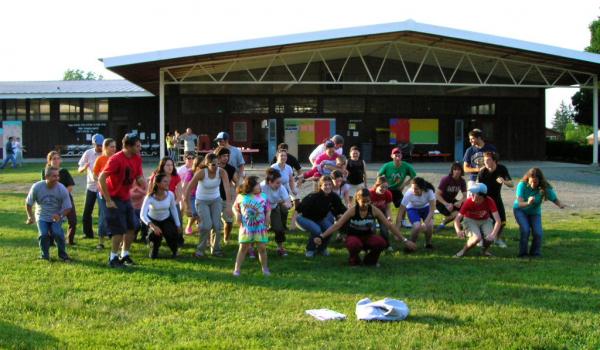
[546,140,593,163]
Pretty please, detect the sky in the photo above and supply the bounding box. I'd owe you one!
[0,0,598,127]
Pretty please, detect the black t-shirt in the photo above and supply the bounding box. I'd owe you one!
[346,159,365,185]
[271,153,302,171]
[477,164,511,200]
[40,168,75,191]
[296,191,346,222]
[5,141,14,155]
[219,163,236,200]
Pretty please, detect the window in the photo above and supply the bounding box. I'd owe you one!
[5,100,26,121]
[273,97,318,114]
[323,97,365,113]
[30,100,51,121]
[230,97,268,114]
[60,99,80,121]
[232,121,248,142]
[97,99,108,120]
[82,99,109,121]
[181,97,226,115]
[468,103,495,115]
[367,97,413,114]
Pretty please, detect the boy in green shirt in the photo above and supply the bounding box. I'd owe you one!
[377,148,416,227]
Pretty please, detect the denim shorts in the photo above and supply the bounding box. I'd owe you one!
[105,198,135,236]
[407,206,430,224]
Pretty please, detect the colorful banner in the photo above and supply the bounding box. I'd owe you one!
[390,118,438,144]
[284,118,336,145]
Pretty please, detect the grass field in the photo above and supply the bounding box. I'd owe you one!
[1,164,599,349]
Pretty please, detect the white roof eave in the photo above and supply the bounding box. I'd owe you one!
[102,19,600,69]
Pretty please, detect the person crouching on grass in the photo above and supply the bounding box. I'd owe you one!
[260,168,292,257]
[453,183,501,257]
[513,167,565,258]
[26,167,72,262]
[313,188,416,266]
[395,177,436,250]
[140,173,182,259]
[233,176,271,276]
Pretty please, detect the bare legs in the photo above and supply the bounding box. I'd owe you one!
[234,242,269,275]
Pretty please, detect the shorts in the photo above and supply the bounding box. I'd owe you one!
[221,200,233,223]
[436,200,459,217]
[407,206,430,224]
[390,188,404,208]
[106,198,135,236]
[347,183,365,197]
[463,217,494,240]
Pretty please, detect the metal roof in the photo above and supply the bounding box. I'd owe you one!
[103,19,600,68]
[0,80,153,99]
[101,19,600,94]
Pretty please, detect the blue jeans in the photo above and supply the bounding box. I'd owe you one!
[82,189,97,237]
[514,208,543,257]
[37,220,68,259]
[0,154,16,169]
[97,193,110,237]
[297,213,335,252]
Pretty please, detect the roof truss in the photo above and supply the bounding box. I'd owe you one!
[161,39,596,89]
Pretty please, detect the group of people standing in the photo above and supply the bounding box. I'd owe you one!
[25,127,565,274]
[1,136,25,169]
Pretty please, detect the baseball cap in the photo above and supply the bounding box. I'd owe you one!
[92,134,104,145]
[214,131,229,141]
[325,140,335,148]
[391,147,401,155]
[468,182,488,195]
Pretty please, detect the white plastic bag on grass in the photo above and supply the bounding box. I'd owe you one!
[355,298,410,321]
[305,309,347,321]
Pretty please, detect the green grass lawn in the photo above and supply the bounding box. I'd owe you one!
[1,165,599,349]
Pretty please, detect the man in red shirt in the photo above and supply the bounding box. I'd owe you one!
[99,134,146,268]
[453,183,501,258]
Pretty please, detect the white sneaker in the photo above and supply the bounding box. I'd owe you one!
[305,250,315,258]
[402,219,412,228]
[477,240,483,247]
[320,249,330,256]
[495,239,508,248]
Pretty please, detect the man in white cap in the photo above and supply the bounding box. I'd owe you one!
[78,133,104,238]
[453,183,502,258]
[215,131,245,178]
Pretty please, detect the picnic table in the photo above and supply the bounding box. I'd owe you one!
[197,148,260,168]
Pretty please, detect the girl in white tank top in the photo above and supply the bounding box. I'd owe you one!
[196,167,221,201]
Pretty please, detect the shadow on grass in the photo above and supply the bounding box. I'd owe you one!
[0,321,62,349]
[409,314,465,326]
[63,243,600,316]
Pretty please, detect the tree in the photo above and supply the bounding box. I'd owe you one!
[565,121,593,144]
[571,17,600,125]
[63,69,103,81]
[552,101,574,134]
